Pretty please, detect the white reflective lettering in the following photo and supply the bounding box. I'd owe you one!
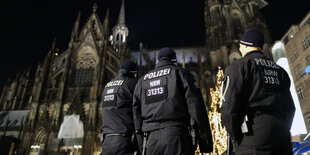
[105,80,124,87]
[104,95,114,101]
[264,69,278,77]
[255,58,279,69]
[146,87,164,96]
[150,80,161,87]
[107,89,114,94]
[263,76,280,85]
[144,69,171,80]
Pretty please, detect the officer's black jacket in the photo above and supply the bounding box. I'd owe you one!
[133,60,213,152]
[101,69,137,134]
[221,50,295,143]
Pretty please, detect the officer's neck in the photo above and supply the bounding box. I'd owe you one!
[241,47,261,57]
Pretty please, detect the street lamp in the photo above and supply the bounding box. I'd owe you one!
[73,145,82,155]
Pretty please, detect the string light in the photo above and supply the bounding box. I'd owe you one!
[195,66,228,155]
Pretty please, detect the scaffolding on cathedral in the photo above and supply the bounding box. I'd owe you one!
[195,66,228,155]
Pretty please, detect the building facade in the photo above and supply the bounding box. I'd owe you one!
[281,12,310,131]
[271,41,307,139]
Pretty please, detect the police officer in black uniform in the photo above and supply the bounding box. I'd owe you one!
[221,29,295,155]
[101,60,138,155]
[133,47,213,155]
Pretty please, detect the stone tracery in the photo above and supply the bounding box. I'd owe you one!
[76,50,97,70]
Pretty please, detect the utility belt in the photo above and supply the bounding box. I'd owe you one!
[143,123,188,133]
[104,133,132,139]
[241,109,285,134]
[249,109,285,118]
[140,125,191,155]
[102,132,139,154]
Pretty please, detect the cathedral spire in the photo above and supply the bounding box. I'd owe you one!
[117,0,126,26]
[103,9,110,37]
[93,3,98,14]
[104,9,110,27]
[112,0,129,54]
[51,37,57,51]
[73,11,81,33]
[70,12,81,47]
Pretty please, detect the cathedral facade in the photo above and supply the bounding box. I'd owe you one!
[0,2,129,154]
[20,3,129,154]
[0,0,271,154]
[205,0,271,73]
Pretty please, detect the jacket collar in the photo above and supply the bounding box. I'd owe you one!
[155,60,175,68]
[116,69,135,79]
[244,50,263,57]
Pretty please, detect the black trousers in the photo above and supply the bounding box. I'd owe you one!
[146,126,194,155]
[102,135,134,155]
[236,114,292,155]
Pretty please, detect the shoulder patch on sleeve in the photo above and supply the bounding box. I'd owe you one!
[221,76,230,102]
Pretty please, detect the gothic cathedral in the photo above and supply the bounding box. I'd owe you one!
[0,0,271,154]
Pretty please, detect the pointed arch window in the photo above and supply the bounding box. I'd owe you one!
[116,33,120,41]
[231,11,243,39]
[74,51,96,86]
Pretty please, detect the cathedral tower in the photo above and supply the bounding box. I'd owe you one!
[18,3,124,155]
[204,0,271,72]
[112,0,129,55]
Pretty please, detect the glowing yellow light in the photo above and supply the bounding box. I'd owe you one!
[55,53,58,56]
[195,66,228,155]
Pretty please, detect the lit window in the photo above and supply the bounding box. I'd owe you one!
[299,65,304,76]
[297,86,305,100]
[294,65,304,79]
[302,40,307,50]
[295,67,299,79]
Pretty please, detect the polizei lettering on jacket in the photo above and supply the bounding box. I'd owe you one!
[103,94,114,101]
[254,58,279,69]
[105,80,124,87]
[144,68,171,80]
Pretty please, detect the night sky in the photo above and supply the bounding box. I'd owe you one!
[0,0,309,89]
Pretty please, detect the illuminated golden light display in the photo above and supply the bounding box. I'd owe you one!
[195,66,228,155]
